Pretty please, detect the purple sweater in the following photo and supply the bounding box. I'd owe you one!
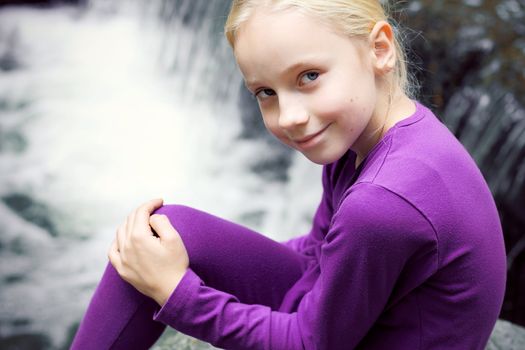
[153,101,506,349]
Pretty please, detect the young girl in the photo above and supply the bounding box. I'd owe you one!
[71,1,507,349]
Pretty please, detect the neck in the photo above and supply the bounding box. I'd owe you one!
[352,90,416,169]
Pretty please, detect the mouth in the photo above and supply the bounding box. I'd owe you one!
[292,124,331,147]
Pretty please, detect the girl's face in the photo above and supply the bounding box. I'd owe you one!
[233,8,388,165]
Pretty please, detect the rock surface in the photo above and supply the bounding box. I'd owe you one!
[151,319,525,350]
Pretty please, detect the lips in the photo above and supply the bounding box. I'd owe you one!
[293,124,331,144]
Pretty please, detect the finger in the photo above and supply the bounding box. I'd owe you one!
[116,222,127,253]
[126,209,135,240]
[149,214,178,241]
[134,198,164,234]
[108,238,121,270]
[128,207,151,241]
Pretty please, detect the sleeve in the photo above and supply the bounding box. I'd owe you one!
[280,165,333,256]
[153,183,438,350]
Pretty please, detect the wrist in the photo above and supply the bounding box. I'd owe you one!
[152,269,188,306]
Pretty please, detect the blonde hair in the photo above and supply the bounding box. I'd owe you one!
[224,0,415,99]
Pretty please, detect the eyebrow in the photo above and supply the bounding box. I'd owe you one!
[244,60,316,90]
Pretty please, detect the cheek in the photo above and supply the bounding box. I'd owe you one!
[309,90,345,115]
[261,114,298,149]
[311,89,360,121]
[261,113,286,138]
[261,112,275,133]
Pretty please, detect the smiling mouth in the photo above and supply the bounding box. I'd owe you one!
[293,124,331,144]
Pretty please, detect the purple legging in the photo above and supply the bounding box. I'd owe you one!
[70,205,311,349]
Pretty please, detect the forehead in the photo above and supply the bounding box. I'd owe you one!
[233,8,365,83]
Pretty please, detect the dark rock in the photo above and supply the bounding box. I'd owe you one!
[1,193,58,237]
[0,129,28,153]
[0,333,50,350]
[0,0,84,8]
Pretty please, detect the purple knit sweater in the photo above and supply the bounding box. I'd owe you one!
[153,101,506,349]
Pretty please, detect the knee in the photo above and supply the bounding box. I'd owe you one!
[150,204,210,269]
[152,203,182,215]
[152,204,193,220]
[150,204,199,240]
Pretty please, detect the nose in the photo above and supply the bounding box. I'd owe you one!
[278,96,309,131]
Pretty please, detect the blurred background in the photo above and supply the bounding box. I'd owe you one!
[0,0,523,349]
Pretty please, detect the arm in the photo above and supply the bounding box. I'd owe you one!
[153,183,438,350]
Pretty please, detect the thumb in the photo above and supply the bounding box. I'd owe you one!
[149,214,178,241]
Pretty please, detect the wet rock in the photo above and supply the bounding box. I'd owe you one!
[0,28,23,72]
[238,209,266,228]
[0,0,84,8]
[152,328,218,350]
[150,318,525,350]
[486,319,525,349]
[0,332,50,350]
[0,129,27,153]
[248,150,292,182]
[400,0,525,110]
[1,193,58,237]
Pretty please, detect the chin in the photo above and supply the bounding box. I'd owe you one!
[301,148,347,165]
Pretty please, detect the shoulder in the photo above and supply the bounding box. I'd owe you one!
[328,182,438,254]
[354,102,481,223]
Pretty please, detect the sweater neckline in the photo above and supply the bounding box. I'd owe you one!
[350,99,425,172]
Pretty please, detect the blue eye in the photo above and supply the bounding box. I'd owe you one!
[255,88,276,99]
[300,71,319,85]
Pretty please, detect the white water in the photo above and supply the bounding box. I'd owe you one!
[0,3,321,348]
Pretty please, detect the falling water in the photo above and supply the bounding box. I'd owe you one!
[0,1,322,348]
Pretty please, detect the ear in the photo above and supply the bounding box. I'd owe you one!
[368,21,396,76]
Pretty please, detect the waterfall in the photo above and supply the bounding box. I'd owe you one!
[0,2,322,348]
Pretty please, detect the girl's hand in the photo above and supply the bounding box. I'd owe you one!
[108,198,190,306]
